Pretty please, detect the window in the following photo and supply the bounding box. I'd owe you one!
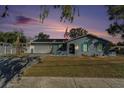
[97,43,103,52]
[82,43,88,52]
[58,44,62,48]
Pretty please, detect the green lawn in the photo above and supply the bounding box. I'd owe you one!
[23,56,124,78]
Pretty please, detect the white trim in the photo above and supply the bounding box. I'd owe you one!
[31,42,65,44]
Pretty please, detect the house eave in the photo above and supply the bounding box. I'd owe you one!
[65,34,112,44]
[31,42,65,44]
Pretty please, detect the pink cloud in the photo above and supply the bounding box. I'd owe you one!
[87,28,121,43]
[13,16,121,43]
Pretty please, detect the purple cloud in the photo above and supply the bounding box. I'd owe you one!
[15,16,37,24]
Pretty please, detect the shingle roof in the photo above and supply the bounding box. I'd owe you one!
[31,34,112,44]
[31,39,68,44]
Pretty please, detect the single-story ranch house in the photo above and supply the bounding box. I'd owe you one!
[26,34,113,56]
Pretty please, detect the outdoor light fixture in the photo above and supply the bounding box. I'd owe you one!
[75,45,79,50]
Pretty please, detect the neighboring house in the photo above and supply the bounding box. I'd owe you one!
[0,42,27,56]
[109,46,124,56]
[0,42,16,55]
[27,34,112,56]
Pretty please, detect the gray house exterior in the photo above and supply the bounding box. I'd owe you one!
[27,34,112,56]
[66,34,111,56]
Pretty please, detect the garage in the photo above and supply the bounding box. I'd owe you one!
[26,39,66,54]
[34,44,52,53]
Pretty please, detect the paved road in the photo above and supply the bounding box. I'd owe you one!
[0,55,39,88]
[6,77,124,88]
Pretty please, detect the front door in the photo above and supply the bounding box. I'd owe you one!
[31,48,33,53]
[69,44,75,54]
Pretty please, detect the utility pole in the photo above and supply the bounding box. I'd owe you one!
[15,33,21,55]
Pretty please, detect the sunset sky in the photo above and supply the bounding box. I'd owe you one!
[0,5,122,43]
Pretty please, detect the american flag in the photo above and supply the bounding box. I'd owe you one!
[64,27,69,39]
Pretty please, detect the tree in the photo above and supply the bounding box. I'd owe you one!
[35,32,49,40]
[1,6,80,23]
[68,27,88,39]
[0,30,27,55]
[0,32,5,42]
[1,6,9,18]
[0,30,27,44]
[117,42,124,46]
[106,6,124,39]
[13,29,27,55]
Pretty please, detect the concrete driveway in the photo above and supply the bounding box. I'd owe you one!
[0,55,40,88]
[6,77,124,88]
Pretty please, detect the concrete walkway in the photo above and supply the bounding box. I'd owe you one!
[6,77,124,88]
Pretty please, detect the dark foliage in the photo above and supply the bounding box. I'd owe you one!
[35,32,50,40]
[68,27,88,39]
[106,6,124,39]
[0,31,27,44]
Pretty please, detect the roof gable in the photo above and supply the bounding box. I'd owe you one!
[66,34,112,44]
